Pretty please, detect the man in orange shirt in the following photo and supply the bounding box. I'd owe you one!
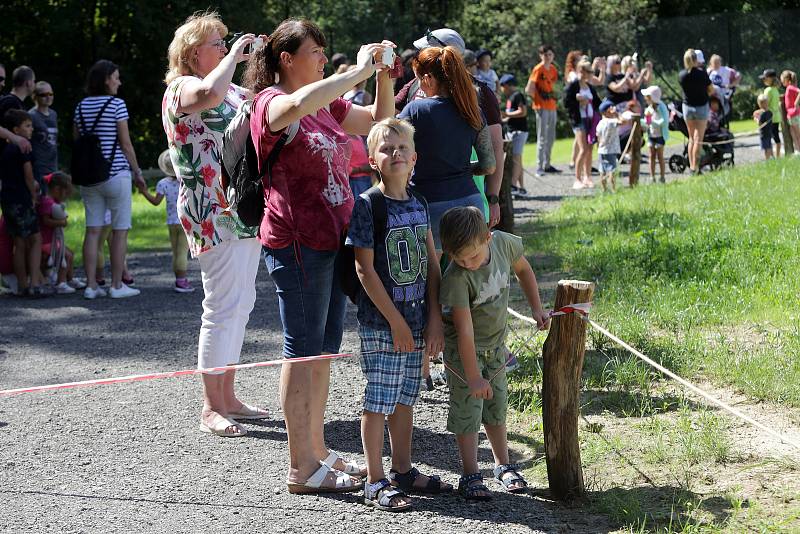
[525,45,560,177]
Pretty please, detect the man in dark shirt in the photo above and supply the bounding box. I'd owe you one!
[0,65,35,154]
[500,74,530,198]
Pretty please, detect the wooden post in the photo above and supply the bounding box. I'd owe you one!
[629,121,642,186]
[541,279,595,500]
[497,140,515,233]
[781,99,795,155]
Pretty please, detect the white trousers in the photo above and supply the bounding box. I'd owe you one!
[197,238,261,372]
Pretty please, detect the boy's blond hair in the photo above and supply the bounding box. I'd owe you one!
[757,93,769,106]
[366,118,415,159]
[439,206,488,255]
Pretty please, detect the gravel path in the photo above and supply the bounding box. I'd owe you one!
[0,133,764,533]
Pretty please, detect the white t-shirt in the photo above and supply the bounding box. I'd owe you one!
[596,118,621,154]
[578,87,594,119]
[476,68,499,89]
[708,66,737,98]
[156,177,180,225]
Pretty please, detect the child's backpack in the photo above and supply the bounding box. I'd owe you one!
[221,100,298,228]
[71,97,117,186]
[338,186,428,304]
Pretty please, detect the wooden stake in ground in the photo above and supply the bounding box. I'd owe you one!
[629,121,642,186]
[541,279,595,500]
[497,140,514,233]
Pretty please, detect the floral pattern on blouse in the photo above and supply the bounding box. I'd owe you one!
[162,76,256,257]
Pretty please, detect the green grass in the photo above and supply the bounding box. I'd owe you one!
[522,119,754,169]
[63,193,170,265]
[518,157,800,406]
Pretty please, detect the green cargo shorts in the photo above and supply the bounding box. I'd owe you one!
[444,345,508,435]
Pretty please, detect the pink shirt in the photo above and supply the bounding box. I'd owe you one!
[785,84,800,119]
[37,195,56,246]
[348,135,370,177]
[251,88,354,251]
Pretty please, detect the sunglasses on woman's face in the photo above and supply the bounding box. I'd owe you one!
[37,92,54,97]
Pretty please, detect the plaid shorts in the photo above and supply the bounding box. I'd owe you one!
[359,326,424,415]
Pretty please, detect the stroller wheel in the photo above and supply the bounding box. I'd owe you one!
[668,154,686,174]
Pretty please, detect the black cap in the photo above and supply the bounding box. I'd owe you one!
[759,68,777,79]
[476,48,492,60]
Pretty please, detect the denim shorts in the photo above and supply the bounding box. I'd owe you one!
[648,136,666,148]
[682,103,709,121]
[263,243,347,358]
[599,153,619,174]
[428,192,485,251]
[508,130,529,156]
[359,326,424,415]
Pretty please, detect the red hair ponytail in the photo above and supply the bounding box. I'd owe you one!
[414,46,482,131]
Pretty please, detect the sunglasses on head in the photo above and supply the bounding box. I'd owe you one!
[425,29,447,48]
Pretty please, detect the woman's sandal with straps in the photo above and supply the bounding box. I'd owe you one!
[286,463,363,495]
[322,450,368,477]
[364,478,412,512]
[458,473,493,502]
[493,464,528,493]
[388,466,453,494]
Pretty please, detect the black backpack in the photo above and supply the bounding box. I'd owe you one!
[71,97,117,186]
[221,101,289,228]
[338,186,428,304]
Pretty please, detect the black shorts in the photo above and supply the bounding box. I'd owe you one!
[648,136,665,147]
[770,122,782,145]
[1,201,39,238]
[760,134,773,151]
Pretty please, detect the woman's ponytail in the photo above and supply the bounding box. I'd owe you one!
[440,47,481,131]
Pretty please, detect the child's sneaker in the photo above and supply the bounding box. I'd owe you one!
[55,282,76,294]
[174,278,195,293]
[68,277,87,289]
[84,286,107,299]
[109,283,140,299]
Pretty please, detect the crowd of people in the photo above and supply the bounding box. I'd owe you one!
[2,11,799,513]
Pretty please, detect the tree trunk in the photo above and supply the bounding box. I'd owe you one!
[541,279,594,501]
[497,140,515,233]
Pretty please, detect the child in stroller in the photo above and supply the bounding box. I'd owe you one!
[667,98,734,173]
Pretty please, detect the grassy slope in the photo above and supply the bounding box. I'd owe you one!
[520,157,800,406]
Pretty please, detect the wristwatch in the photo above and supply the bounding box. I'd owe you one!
[487,194,499,205]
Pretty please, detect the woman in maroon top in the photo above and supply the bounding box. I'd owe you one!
[244,19,395,494]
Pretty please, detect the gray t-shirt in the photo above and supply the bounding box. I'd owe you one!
[28,108,59,181]
[440,231,524,351]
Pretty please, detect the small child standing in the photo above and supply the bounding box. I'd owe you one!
[760,69,782,157]
[780,70,800,155]
[475,49,501,96]
[38,171,86,293]
[595,100,626,192]
[754,94,774,160]
[439,206,550,501]
[346,118,449,511]
[136,150,194,292]
[641,86,669,183]
[0,109,46,297]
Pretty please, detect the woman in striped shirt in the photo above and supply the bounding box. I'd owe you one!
[74,59,144,299]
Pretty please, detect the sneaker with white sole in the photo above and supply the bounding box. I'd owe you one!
[84,286,107,299]
[55,282,76,294]
[109,283,140,299]
[174,278,195,293]
[68,277,87,289]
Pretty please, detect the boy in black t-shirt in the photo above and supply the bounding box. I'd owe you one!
[500,74,530,199]
[754,94,774,160]
[0,109,46,296]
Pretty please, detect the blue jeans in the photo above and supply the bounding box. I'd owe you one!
[428,192,486,251]
[263,244,347,358]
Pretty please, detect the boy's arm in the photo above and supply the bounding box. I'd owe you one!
[512,254,551,330]
[452,306,493,399]
[0,126,31,153]
[525,70,537,100]
[422,229,443,358]
[354,247,415,352]
[23,162,37,204]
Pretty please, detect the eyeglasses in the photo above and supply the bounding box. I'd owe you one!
[204,38,227,49]
[425,29,447,48]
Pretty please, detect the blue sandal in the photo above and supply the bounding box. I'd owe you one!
[493,464,528,493]
[458,473,493,502]
[364,478,412,512]
[388,467,453,494]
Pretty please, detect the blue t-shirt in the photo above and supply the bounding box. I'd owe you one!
[398,96,480,203]
[346,190,430,332]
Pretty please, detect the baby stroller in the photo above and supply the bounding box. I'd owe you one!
[667,102,735,173]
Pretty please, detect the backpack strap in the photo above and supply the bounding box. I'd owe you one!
[363,186,388,248]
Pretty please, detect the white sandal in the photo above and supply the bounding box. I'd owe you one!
[286,463,363,494]
[322,450,367,477]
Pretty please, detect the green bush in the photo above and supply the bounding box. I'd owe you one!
[730,86,759,121]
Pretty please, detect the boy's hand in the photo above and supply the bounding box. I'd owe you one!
[390,319,415,353]
[423,315,444,359]
[532,309,551,331]
[468,376,493,400]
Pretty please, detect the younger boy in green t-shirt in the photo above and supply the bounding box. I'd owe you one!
[438,206,550,501]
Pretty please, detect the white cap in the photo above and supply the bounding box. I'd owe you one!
[695,49,705,65]
[413,28,465,55]
[641,85,662,103]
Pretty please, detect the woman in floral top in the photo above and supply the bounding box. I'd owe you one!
[162,12,268,438]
